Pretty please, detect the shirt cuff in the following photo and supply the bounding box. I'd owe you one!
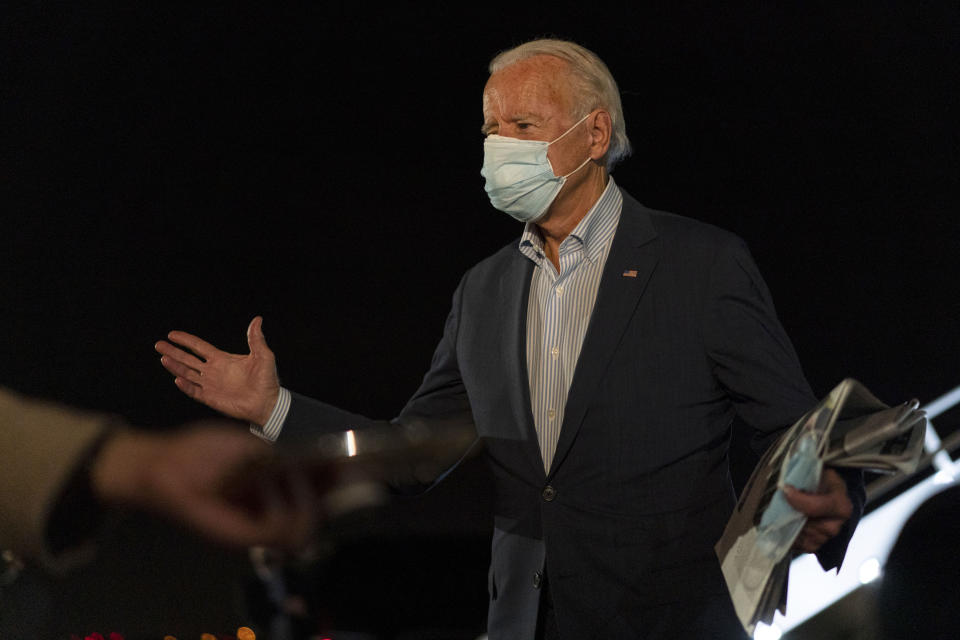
[249,387,291,442]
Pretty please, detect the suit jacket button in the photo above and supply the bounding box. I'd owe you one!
[541,485,556,501]
[533,571,543,589]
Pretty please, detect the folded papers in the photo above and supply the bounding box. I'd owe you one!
[715,378,927,635]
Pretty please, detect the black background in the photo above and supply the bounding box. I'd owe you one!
[1,2,958,638]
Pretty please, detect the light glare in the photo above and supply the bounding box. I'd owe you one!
[753,622,783,640]
[933,469,956,485]
[345,429,357,457]
[858,557,882,584]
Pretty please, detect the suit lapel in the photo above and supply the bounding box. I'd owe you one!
[548,194,659,477]
[498,250,547,480]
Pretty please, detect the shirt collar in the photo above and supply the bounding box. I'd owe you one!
[519,177,623,264]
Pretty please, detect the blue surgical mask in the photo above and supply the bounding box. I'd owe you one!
[756,431,822,558]
[481,112,593,222]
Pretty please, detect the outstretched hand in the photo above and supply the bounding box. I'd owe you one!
[784,467,854,553]
[155,316,280,426]
[92,421,322,550]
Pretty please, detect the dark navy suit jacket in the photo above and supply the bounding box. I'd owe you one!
[278,190,863,639]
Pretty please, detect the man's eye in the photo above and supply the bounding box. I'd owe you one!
[517,123,531,130]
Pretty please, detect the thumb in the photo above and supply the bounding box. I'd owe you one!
[246,316,271,355]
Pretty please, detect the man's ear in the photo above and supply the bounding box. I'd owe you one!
[589,109,613,161]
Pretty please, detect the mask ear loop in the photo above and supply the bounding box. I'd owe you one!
[547,110,595,146]
[560,155,593,179]
[550,111,597,179]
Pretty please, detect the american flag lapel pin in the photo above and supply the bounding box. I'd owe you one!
[622,269,638,278]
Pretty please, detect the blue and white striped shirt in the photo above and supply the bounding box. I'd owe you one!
[253,386,290,442]
[520,178,623,472]
[254,180,624,461]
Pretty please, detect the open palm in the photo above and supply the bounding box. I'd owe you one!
[155,316,280,425]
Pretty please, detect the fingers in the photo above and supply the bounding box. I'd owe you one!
[786,468,853,553]
[155,339,207,399]
[251,467,319,549]
[819,467,850,495]
[811,517,844,539]
[783,486,835,518]
[793,514,845,552]
[155,340,206,371]
[165,330,220,360]
[794,525,833,553]
[159,352,203,385]
[174,376,205,403]
[210,432,318,548]
[156,321,277,423]
[246,316,272,357]
[155,331,224,400]
[146,429,319,549]
[784,470,852,520]
[201,468,317,549]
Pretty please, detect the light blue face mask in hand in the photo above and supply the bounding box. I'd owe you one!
[481,112,593,223]
[756,432,823,558]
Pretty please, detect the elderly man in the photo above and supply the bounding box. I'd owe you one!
[156,39,861,639]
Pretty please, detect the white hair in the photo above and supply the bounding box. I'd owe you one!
[489,38,632,171]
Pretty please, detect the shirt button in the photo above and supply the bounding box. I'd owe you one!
[555,286,563,296]
[542,485,556,502]
[550,346,559,359]
[533,571,543,589]
[547,409,556,420]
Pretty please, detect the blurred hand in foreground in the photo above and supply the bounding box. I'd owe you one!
[91,421,321,550]
[155,316,279,426]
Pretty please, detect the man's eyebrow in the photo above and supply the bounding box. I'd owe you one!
[480,113,542,135]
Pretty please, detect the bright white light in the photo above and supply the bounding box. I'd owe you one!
[922,383,960,420]
[858,557,882,584]
[753,621,783,640]
[345,429,357,457]
[933,469,956,485]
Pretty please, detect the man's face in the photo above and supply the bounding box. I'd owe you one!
[481,55,591,178]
